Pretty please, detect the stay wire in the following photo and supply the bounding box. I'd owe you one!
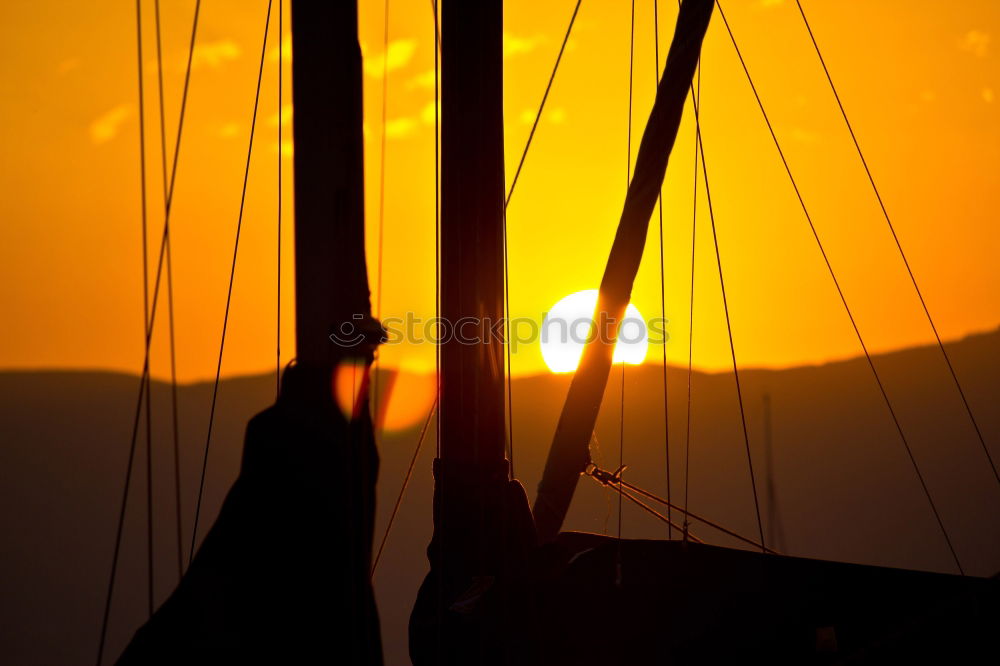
[138,0,155,621]
[153,0,185,584]
[616,0,636,576]
[715,0,961,573]
[373,0,389,439]
[683,63,700,534]
[504,0,582,210]
[277,0,283,399]
[189,0,273,566]
[688,83,767,553]
[652,0,673,539]
[96,0,200,661]
[371,400,438,576]
[591,464,777,553]
[432,0,440,460]
[794,0,998,489]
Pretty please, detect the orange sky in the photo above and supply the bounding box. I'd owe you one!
[0,0,997,382]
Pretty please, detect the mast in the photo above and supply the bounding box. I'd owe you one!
[292,0,380,363]
[412,2,538,662]
[439,0,507,465]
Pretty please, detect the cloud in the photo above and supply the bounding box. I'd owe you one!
[518,107,567,125]
[407,69,436,91]
[363,39,417,78]
[385,117,417,139]
[504,32,542,58]
[89,104,132,144]
[420,101,437,124]
[789,127,819,143]
[57,58,80,75]
[266,34,292,63]
[960,30,990,57]
[192,40,241,69]
[268,104,293,128]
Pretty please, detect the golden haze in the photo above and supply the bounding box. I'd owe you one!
[0,0,997,382]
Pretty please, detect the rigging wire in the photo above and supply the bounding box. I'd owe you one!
[588,468,702,542]
[153,0,185,584]
[137,0,155,620]
[276,0,283,399]
[373,0,389,440]
[588,464,776,553]
[429,4,444,660]
[96,1,201,662]
[613,0,636,585]
[431,0,440,460]
[683,63,701,538]
[794,0,998,489]
[189,0,273,565]
[499,0,584,473]
[371,400,438,576]
[688,86,767,554]
[714,0,961,573]
[504,0,582,210]
[503,162,514,474]
[653,0,672,539]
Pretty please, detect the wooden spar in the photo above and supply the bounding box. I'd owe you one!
[291,0,379,365]
[533,0,714,543]
[439,0,507,465]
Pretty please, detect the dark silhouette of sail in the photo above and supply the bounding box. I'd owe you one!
[533,0,714,542]
[117,366,382,664]
[116,2,383,663]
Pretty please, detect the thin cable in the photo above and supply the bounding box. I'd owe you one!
[715,0,961,573]
[189,0,272,565]
[433,0,441,459]
[371,400,438,575]
[504,0,582,210]
[503,170,515,474]
[794,0,998,489]
[688,84,766,553]
[683,63,701,535]
[652,0,673,539]
[429,5,443,658]
[276,0,283,399]
[101,0,146,659]
[616,0,635,578]
[136,0,155,621]
[135,11,157,624]
[373,0,389,438]
[591,464,777,554]
[153,0,185,584]
[95,5,201,662]
[604,481,702,542]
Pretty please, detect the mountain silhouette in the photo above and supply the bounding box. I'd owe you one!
[1,329,998,665]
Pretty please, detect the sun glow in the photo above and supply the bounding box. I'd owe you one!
[541,289,648,373]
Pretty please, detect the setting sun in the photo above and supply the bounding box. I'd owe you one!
[541,289,648,373]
